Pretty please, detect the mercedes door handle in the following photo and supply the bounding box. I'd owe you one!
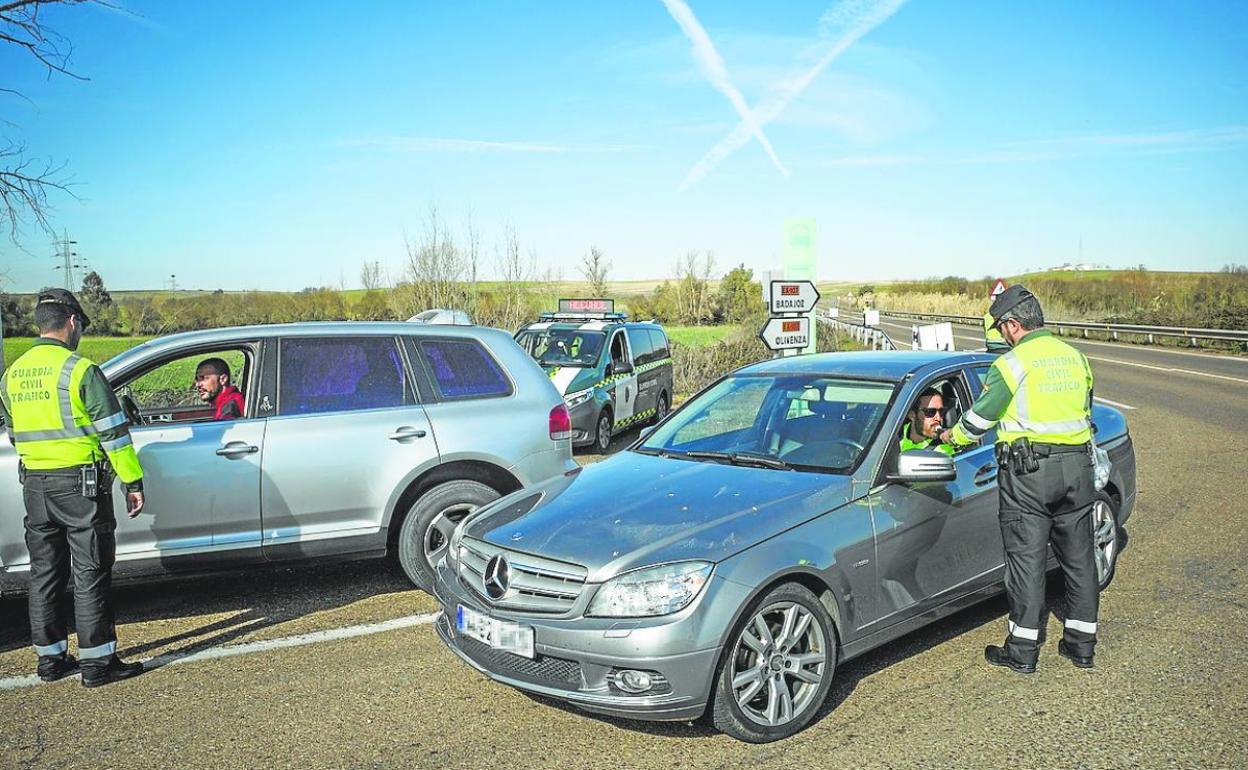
[973,463,997,486]
[388,427,427,441]
[216,442,259,458]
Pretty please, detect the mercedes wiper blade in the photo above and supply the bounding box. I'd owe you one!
[728,452,792,470]
[684,450,734,463]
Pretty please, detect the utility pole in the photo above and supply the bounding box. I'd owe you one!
[52,231,85,290]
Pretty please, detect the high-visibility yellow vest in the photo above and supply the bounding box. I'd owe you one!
[1,344,133,474]
[992,332,1094,446]
[984,312,1007,350]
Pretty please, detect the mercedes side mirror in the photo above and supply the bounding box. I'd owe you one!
[887,449,957,483]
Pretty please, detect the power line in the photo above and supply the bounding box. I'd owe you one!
[51,230,87,290]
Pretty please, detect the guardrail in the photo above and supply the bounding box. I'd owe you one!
[829,306,1248,349]
[818,316,897,351]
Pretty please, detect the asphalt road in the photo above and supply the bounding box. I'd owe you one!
[1,330,1245,769]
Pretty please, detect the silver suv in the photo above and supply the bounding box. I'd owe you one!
[0,322,577,595]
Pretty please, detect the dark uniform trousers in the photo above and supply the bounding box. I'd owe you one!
[22,469,118,656]
[997,446,1098,664]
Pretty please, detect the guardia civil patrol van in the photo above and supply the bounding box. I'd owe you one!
[515,299,674,452]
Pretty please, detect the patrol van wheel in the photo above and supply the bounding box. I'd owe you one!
[398,480,499,591]
[710,583,837,743]
[655,392,670,424]
[1092,491,1121,591]
[593,409,613,453]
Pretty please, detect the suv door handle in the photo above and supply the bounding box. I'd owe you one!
[388,427,427,441]
[973,463,997,486]
[216,442,258,458]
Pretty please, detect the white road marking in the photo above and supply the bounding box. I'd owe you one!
[1094,396,1136,410]
[1084,354,1248,384]
[0,611,441,692]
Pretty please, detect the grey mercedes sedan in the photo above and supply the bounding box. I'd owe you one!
[433,351,1136,742]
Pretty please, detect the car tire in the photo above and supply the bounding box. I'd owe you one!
[397,480,500,591]
[1092,490,1122,591]
[710,583,837,743]
[593,408,613,453]
[654,392,669,424]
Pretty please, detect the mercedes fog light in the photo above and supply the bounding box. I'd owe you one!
[616,669,654,693]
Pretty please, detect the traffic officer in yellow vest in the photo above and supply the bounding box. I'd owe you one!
[941,285,1099,673]
[0,289,146,687]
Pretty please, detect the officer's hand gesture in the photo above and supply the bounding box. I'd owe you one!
[126,491,145,518]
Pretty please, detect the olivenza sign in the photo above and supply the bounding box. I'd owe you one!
[759,316,811,352]
[768,280,821,315]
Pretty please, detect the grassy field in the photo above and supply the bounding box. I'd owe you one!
[665,325,734,346]
[3,336,152,373]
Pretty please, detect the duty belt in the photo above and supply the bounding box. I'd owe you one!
[1031,442,1091,456]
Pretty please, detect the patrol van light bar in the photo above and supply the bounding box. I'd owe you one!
[544,298,625,320]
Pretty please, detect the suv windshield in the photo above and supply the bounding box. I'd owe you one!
[516,328,607,367]
[637,374,895,473]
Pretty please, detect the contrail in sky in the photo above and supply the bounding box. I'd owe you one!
[680,0,909,189]
[659,0,789,178]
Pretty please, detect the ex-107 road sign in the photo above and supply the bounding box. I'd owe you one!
[759,316,811,351]
[768,280,821,315]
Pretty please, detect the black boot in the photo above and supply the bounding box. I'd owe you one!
[1058,639,1094,669]
[37,653,79,683]
[81,655,144,688]
[984,645,1036,674]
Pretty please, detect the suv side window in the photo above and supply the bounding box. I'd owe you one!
[648,329,670,360]
[626,327,654,366]
[419,339,512,400]
[278,337,412,416]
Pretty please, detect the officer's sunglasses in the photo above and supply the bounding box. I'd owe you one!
[915,407,941,418]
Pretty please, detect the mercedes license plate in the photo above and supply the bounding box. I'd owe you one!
[456,605,535,659]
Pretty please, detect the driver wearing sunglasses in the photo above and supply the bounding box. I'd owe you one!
[900,387,955,456]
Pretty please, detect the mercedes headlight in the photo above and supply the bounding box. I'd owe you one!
[564,388,594,408]
[587,561,713,618]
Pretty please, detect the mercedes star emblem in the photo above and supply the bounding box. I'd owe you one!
[483,554,511,600]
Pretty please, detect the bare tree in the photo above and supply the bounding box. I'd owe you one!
[2,0,95,242]
[359,260,385,291]
[579,245,610,298]
[672,250,716,324]
[391,202,472,318]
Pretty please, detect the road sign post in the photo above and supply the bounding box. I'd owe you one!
[759,316,811,353]
[782,218,817,354]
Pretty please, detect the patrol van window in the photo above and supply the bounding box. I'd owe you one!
[278,337,411,416]
[608,332,631,371]
[647,329,670,361]
[419,339,512,400]
[626,327,655,366]
[119,347,252,424]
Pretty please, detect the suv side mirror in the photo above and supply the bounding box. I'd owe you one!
[610,360,632,376]
[887,449,957,483]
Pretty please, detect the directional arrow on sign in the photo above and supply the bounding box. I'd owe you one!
[768,280,821,315]
[759,316,811,352]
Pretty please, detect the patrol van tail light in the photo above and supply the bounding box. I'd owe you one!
[549,404,572,441]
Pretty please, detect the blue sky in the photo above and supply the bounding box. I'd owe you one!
[2,0,1245,292]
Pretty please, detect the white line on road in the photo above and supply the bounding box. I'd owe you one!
[1094,396,1136,410]
[1084,354,1248,384]
[0,611,441,692]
